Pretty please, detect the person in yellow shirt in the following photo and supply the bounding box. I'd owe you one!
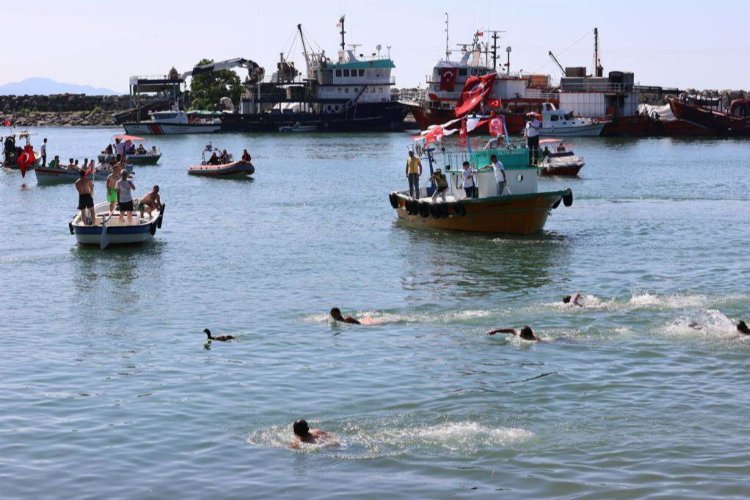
[405,150,423,199]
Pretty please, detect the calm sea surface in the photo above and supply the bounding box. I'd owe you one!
[1,127,749,498]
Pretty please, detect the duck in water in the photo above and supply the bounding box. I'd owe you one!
[203,328,235,342]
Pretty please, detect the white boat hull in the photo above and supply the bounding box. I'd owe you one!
[69,202,164,248]
[539,123,606,137]
[123,123,221,135]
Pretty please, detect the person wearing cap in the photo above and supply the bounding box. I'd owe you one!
[486,325,540,342]
[405,150,422,199]
[429,167,449,202]
[116,170,136,224]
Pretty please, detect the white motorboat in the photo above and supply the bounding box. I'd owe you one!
[123,109,221,135]
[69,202,165,249]
[537,103,607,137]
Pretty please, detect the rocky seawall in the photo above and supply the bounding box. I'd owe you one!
[0,94,133,127]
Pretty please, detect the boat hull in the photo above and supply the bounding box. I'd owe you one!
[98,153,161,165]
[187,161,255,179]
[539,164,583,176]
[35,167,107,185]
[392,190,570,235]
[539,123,605,137]
[122,122,221,135]
[70,202,164,248]
[668,98,750,135]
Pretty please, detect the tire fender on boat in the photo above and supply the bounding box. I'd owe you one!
[419,201,430,218]
[453,202,466,216]
[552,198,561,209]
[388,192,399,209]
[156,203,166,228]
[439,203,450,218]
[149,222,157,235]
[563,191,573,207]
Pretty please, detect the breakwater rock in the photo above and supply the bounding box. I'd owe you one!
[0,94,135,127]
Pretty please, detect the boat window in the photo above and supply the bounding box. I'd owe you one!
[335,105,340,111]
[338,87,342,93]
[378,87,383,93]
[335,69,341,77]
[358,69,365,77]
[345,87,349,93]
[551,115,559,121]
[517,174,524,182]
[343,69,350,77]
[458,68,467,76]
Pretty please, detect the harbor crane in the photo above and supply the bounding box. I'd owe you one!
[181,58,264,83]
[548,51,565,76]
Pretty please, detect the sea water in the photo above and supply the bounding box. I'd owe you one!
[1,128,749,498]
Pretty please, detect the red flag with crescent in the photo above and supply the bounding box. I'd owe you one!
[455,73,496,117]
[489,116,505,137]
[439,67,457,92]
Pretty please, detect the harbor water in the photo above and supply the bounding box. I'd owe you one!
[1,128,749,498]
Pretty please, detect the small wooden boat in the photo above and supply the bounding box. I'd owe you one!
[538,138,585,176]
[187,144,254,179]
[98,134,161,165]
[69,201,165,249]
[389,130,573,235]
[36,163,134,185]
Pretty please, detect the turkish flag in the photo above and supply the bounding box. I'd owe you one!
[489,117,505,137]
[455,73,496,117]
[458,119,467,147]
[423,126,444,145]
[486,98,502,109]
[439,67,457,92]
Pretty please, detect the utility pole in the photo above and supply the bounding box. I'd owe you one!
[339,16,346,51]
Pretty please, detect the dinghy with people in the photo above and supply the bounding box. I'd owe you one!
[187,143,254,179]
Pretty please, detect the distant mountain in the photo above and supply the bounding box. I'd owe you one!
[0,77,123,96]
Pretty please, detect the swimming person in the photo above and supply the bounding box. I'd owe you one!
[330,307,361,325]
[737,321,749,335]
[290,419,332,448]
[562,293,585,307]
[486,325,540,341]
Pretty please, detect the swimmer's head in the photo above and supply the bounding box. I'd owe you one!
[519,326,535,340]
[293,419,310,437]
[330,307,342,320]
[737,321,749,335]
[562,295,572,304]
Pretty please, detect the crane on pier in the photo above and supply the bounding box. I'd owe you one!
[548,51,565,76]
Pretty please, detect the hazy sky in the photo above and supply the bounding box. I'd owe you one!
[2,0,748,92]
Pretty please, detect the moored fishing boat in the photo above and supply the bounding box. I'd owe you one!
[538,138,584,176]
[35,166,108,185]
[69,202,165,249]
[389,126,572,235]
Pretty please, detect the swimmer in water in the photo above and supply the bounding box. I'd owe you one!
[737,321,749,335]
[562,293,584,307]
[289,419,333,448]
[486,325,540,341]
[688,321,704,331]
[330,307,361,325]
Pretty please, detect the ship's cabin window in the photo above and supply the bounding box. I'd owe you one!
[378,88,383,93]
[343,69,350,77]
[551,115,559,121]
[345,87,349,93]
[335,105,340,111]
[458,68,467,76]
[335,69,341,77]
[338,87,342,93]
[358,69,365,77]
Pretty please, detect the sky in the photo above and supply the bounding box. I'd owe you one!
[1,0,748,93]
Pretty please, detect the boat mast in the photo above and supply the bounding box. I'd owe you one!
[444,13,450,60]
[297,24,311,76]
[594,27,602,77]
[339,15,346,51]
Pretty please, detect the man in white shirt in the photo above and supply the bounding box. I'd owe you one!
[525,115,541,165]
[41,138,47,166]
[490,154,506,196]
[114,138,126,160]
[461,161,476,199]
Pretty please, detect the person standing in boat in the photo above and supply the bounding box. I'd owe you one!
[41,138,47,167]
[430,168,449,202]
[116,170,136,225]
[75,170,95,226]
[525,114,541,165]
[490,154,506,196]
[106,166,119,214]
[405,150,423,199]
[462,161,477,199]
[241,149,251,162]
[138,185,162,218]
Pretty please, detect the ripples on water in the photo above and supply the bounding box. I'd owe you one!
[1,130,749,498]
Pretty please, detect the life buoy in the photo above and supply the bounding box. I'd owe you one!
[389,192,399,209]
[563,191,573,207]
[419,201,430,218]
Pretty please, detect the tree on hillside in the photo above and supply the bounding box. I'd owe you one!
[189,58,243,111]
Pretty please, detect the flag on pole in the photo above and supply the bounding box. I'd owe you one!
[454,73,496,117]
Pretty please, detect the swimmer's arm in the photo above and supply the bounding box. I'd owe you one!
[487,328,516,336]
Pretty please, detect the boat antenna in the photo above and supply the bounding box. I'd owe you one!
[298,24,311,75]
[594,27,603,77]
[338,15,346,51]
[444,12,450,60]
[486,30,504,71]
